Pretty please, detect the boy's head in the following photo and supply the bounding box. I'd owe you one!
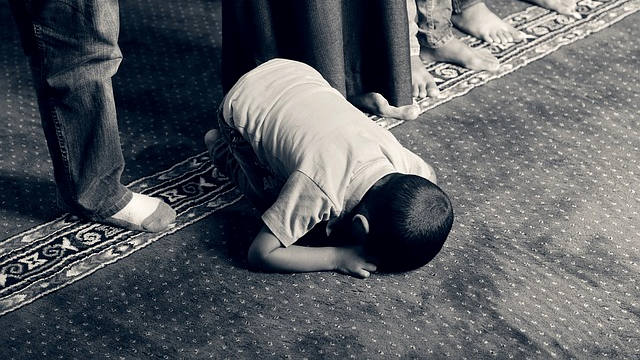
[352,173,454,272]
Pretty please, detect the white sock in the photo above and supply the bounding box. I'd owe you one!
[111,193,160,224]
[106,193,176,232]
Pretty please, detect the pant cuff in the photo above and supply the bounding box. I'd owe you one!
[92,187,133,220]
[421,30,455,49]
[454,0,484,14]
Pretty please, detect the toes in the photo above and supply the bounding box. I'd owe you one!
[549,0,580,18]
[418,81,427,99]
[471,59,499,72]
[349,92,386,114]
[497,30,511,44]
[407,104,421,119]
[486,35,498,44]
[558,5,575,15]
[564,7,581,19]
[516,31,534,41]
[353,93,420,120]
[561,9,581,18]
[368,93,389,113]
[511,30,525,42]
[500,23,522,43]
[204,129,220,151]
[426,80,441,98]
[489,32,502,44]
[482,32,495,44]
[477,48,497,59]
[363,262,378,273]
[502,30,514,43]
[561,0,579,12]
[472,51,500,71]
[389,104,420,120]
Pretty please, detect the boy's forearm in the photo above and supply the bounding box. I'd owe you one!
[262,245,341,273]
[248,226,340,273]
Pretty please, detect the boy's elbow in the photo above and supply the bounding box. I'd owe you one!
[248,225,284,272]
[247,243,269,270]
[248,237,282,271]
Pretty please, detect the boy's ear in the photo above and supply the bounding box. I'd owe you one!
[351,214,370,239]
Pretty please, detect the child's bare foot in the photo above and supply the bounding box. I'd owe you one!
[452,2,527,44]
[350,92,421,120]
[527,0,581,19]
[103,193,176,232]
[410,55,440,99]
[420,37,500,72]
[204,129,220,153]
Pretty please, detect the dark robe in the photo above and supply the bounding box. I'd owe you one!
[221,0,413,107]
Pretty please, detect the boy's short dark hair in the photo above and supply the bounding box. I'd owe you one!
[362,174,454,272]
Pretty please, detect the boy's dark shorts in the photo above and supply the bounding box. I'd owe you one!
[210,106,280,212]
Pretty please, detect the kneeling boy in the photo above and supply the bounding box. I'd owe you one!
[205,59,454,278]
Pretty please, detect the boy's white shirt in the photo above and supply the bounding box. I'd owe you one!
[223,59,433,247]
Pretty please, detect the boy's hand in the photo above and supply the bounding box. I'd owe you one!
[335,246,377,278]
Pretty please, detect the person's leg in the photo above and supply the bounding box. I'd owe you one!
[205,109,279,213]
[523,0,580,19]
[415,0,500,71]
[9,0,175,231]
[407,0,440,100]
[451,0,528,44]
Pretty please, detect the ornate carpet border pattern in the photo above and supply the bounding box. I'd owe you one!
[1,0,638,317]
[375,0,640,129]
[0,154,243,316]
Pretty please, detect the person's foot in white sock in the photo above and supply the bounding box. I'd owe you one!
[103,193,176,232]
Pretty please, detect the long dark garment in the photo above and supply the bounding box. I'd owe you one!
[221,0,413,107]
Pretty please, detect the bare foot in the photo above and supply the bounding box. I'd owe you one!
[205,128,226,165]
[410,55,440,99]
[528,0,581,19]
[420,37,500,72]
[204,129,220,152]
[350,93,421,120]
[452,2,527,44]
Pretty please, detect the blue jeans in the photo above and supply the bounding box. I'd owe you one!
[414,0,482,48]
[452,0,482,14]
[9,0,132,220]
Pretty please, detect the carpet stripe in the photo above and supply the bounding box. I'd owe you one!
[0,0,637,317]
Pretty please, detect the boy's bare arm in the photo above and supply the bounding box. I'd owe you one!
[248,225,377,278]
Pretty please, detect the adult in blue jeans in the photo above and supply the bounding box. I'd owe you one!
[416,0,579,71]
[9,0,175,232]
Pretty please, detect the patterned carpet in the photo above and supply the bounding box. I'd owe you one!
[1,0,639,358]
